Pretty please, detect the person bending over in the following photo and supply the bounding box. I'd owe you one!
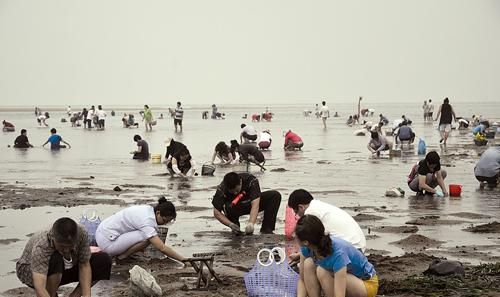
[296,215,378,297]
[167,147,196,177]
[96,197,186,262]
[408,151,448,196]
[367,131,389,157]
[16,217,112,297]
[395,122,415,144]
[232,142,265,168]
[474,146,500,188]
[212,172,281,235]
[284,130,304,151]
[211,141,234,165]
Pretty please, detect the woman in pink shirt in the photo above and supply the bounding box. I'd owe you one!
[284,130,304,151]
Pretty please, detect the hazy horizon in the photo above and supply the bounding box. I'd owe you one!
[1,0,499,106]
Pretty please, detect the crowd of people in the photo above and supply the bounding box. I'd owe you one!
[5,98,499,297]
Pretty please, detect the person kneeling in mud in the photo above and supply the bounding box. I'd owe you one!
[296,215,378,297]
[231,141,265,168]
[212,172,281,235]
[474,146,500,188]
[284,130,304,151]
[16,218,112,297]
[408,151,448,196]
[211,141,235,165]
[167,147,196,177]
[367,131,390,157]
[96,197,186,262]
[131,135,149,160]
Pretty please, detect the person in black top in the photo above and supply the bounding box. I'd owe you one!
[167,147,196,177]
[230,141,265,170]
[164,138,187,163]
[407,151,448,196]
[434,97,456,145]
[14,129,34,148]
[131,135,149,160]
[212,172,281,235]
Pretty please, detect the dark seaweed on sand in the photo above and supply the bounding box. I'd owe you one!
[380,263,500,297]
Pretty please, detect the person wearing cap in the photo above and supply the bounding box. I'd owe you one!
[258,130,272,150]
[211,172,281,235]
[408,151,448,196]
[284,130,303,151]
[14,129,34,148]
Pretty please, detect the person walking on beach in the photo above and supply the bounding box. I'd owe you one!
[96,105,107,130]
[43,128,71,150]
[14,129,34,148]
[240,124,258,143]
[173,101,184,133]
[212,172,281,235]
[474,146,500,188]
[320,101,330,129]
[96,197,186,262]
[295,215,378,297]
[288,189,366,252]
[284,130,304,151]
[408,151,448,196]
[422,100,428,121]
[131,135,150,160]
[143,105,154,132]
[434,97,456,145]
[16,217,112,297]
[427,99,434,120]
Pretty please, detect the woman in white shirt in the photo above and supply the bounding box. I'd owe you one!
[258,130,272,150]
[95,197,186,261]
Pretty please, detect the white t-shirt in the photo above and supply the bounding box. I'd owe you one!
[305,200,366,252]
[428,103,434,112]
[96,109,107,119]
[320,105,329,118]
[97,205,158,241]
[259,132,272,143]
[242,126,257,136]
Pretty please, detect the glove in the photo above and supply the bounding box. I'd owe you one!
[245,223,255,235]
[434,191,444,198]
[229,223,242,235]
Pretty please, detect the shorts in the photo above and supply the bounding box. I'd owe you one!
[258,141,271,149]
[96,229,151,256]
[439,124,451,132]
[363,274,379,297]
[174,119,182,125]
[242,133,258,142]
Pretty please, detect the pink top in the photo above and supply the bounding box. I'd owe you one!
[284,131,302,145]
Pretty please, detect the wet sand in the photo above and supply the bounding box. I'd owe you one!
[1,104,500,296]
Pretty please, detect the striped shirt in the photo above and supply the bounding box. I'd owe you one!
[174,107,184,120]
[16,225,91,287]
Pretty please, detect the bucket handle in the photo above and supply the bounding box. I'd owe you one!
[82,209,98,221]
[256,247,286,266]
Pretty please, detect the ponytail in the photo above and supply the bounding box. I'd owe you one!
[295,215,332,258]
[154,196,176,219]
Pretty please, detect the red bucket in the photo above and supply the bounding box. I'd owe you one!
[449,184,462,197]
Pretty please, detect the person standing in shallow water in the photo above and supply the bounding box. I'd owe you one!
[143,105,153,132]
[320,101,330,129]
[434,97,456,145]
[42,128,71,150]
[174,101,184,133]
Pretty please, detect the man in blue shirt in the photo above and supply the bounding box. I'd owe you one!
[43,128,71,150]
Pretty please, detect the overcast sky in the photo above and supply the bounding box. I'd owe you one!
[1,0,499,106]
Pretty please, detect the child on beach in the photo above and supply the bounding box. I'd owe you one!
[42,128,71,150]
[14,129,34,148]
[295,215,378,297]
[96,197,186,262]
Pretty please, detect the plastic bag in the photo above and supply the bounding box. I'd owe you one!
[79,209,101,246]
[244,247,299,297]
[129,265,162,297]
[284,206,298,240]
[418,138,426,155]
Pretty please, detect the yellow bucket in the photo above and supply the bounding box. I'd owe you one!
[151,154,162,164]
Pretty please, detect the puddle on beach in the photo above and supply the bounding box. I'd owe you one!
[1,103,500,294]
